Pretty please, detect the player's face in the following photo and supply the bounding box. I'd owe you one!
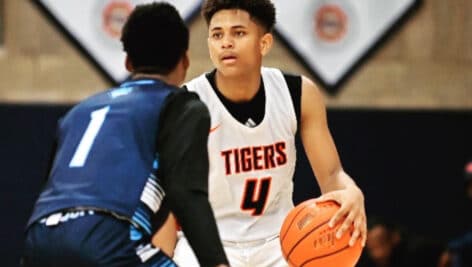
[207,9,272,77]
[366,226,397,265]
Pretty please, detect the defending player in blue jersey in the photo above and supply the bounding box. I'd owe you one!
[21,3,229,267]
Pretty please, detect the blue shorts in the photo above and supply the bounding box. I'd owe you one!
[22,210,177,267]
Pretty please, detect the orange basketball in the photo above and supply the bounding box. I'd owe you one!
[280,200,362,267]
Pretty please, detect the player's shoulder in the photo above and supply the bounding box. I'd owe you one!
[183,72,210,91]
[299,75,323,104]
[65,88,111,114]
[300,75,318,90]
[261,67,302,86]
[165,88,209,117]
[261,66,316,88]
[167,88,201,104]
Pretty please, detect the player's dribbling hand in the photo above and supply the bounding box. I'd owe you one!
[314,185,367,247]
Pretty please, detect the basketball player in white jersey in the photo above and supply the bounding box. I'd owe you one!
[173,1,367,266]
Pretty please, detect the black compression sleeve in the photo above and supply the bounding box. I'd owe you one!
[283,73,302,131]
[157,91,228,267]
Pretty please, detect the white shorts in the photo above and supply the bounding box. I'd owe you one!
[173,234,288,267]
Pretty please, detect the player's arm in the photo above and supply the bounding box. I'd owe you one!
[157,91,229,267]
[151,209,178,257]
[299,76,367,247]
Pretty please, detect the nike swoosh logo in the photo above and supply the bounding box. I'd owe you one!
[209,124,221,133]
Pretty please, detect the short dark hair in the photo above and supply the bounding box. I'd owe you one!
[367,216,402,233]
[201,0,276,32]
[121,2,189,74]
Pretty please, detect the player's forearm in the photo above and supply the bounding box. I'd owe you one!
[319,168,359,193]
[167,190,229,267]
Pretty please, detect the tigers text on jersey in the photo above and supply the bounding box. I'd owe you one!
[186,67,297,242]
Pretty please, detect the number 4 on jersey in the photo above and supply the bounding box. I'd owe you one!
[241,177,272,216]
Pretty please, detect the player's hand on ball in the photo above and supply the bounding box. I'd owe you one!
[314,185,367,247]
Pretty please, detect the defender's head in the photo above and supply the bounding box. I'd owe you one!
[121,3,189,82]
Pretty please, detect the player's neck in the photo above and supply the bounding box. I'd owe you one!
[131,72,180,88]
[215,69,261,102]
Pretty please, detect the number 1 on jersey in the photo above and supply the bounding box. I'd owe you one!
[69,106,110,168]
[241,177,272,216]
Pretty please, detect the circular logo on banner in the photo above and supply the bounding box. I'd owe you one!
[102,1,133,39]
[311,0,358,49]
[94,0,139,48]
[315,5,347,42]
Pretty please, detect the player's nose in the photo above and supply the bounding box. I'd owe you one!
[221,36,234,49]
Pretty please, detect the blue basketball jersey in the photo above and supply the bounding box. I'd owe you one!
[28,79,173,235]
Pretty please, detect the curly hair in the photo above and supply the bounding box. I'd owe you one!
[201,0,276,32]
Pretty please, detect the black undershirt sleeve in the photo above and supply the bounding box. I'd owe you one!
[157,90,228,267]
[283,73,302,131]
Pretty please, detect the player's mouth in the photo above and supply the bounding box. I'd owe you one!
[220,54,237,64]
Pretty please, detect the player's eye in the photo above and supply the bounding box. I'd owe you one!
[211,32,223,39]
[235,31,246,37]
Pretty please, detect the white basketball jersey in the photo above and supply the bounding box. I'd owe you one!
[186,67,297,242]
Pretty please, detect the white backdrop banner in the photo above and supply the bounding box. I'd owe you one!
[34,0,419,93]
[272,0,419,93]
[34,0,202,84]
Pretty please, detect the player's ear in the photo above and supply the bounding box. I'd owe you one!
[260,32,273,56]
[182,50,190,71]
[125,56,134,72]
[176,51,190,85]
